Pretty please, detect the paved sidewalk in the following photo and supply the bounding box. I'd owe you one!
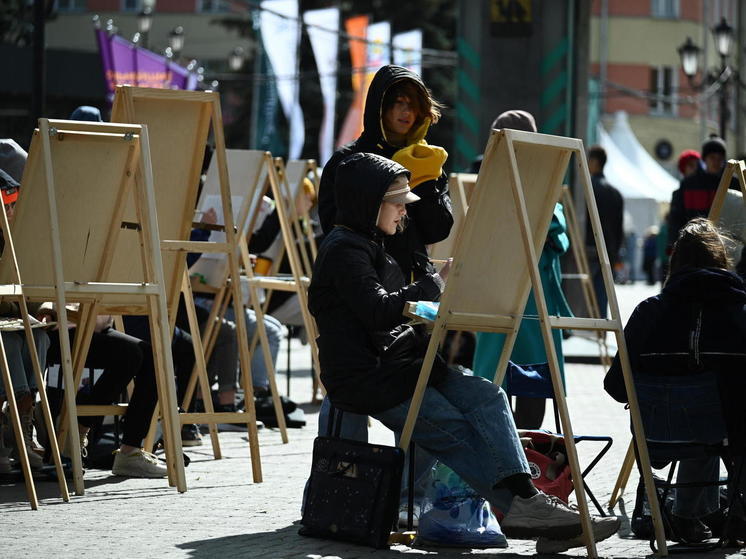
[1,284,743,558]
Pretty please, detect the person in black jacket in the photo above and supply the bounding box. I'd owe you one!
[318,64,453,282]
[585,145,623,317]
[604,218,746,543]
[309,152,619,550]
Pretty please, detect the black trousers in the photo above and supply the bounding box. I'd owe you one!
[47,327,156,448]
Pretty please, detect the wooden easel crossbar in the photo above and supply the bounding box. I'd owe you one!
[398,129,668,557]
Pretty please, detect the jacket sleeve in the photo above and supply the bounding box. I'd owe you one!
[668,186,685,245]
[405,172,454,245]
[319,150,349,235]
[331,243,442,332]
[604,298,659,403]
[248,209,281,254]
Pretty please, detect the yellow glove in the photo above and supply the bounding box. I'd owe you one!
[405,117,432,146]
[392,142,448,189]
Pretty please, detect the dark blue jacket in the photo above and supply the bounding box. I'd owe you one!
[604,268,746,445]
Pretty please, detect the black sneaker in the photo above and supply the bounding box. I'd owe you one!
[181,424,203,447]
[670,514,713,543]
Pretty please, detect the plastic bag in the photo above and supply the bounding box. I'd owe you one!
[416,462,507,548]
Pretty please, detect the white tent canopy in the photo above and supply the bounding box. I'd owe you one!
[597,124,661,236]
[608,111,678,203]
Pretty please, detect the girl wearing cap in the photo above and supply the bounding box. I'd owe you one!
[307,152,619,551]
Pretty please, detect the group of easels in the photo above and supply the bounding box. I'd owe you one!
[0,86,322,509]
[402,129,668,557]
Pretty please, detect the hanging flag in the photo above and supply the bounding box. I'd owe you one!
[94,28,198,104]
[261,0,304,159]
[393,29,423,77]
[336,15,369,147]
[303,7,339,166]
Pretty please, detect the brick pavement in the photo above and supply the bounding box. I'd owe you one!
[1,284,744,558]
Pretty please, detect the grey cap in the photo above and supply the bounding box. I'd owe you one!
[491,110,537,133]
[0,139,27,183]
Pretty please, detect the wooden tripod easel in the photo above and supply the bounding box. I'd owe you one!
[0,118,186,495]
[105,87,264,483]
[0,192,69,509]
[399,129,668,557]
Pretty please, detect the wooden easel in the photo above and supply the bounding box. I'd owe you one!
[559,186,612,368]
[284,159,320,262]
[429,173,476,261]
[0,118,185,495]
[0,199,69,509]
[188,148,289,443]
[104,87,264,482]
[399,129,667,557]
[244,154,324,402]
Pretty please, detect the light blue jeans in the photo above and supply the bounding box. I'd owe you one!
[0,329,50,398]
[224,306,283,390]
[372,368,530,513]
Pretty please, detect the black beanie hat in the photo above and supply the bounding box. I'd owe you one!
[701,136,726,159]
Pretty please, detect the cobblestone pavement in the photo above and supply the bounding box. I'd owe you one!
[1,284,744,558]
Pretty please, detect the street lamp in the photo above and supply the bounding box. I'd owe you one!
[169,26,185,59]
[137,7,153,49]
[677,17,739,140]
[229,47,246,72]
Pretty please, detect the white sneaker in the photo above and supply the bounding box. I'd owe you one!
[536,515,621,553]
[502,492,585,540]
[112,449,168,478]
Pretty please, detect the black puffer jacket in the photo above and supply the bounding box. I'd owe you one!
[604,267,746,445]
[318,65,453,281]
[309,153,446,414]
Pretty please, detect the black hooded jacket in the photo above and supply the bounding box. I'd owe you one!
[318,65,453,281]
[604,267,746,445]
[309,153,446,414]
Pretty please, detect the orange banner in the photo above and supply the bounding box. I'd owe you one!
[336,15,369,147]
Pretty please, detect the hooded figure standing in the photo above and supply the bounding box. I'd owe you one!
[318,64,453,282]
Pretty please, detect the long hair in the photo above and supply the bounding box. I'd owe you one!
[382,80,443,126]
[667,218,730,282]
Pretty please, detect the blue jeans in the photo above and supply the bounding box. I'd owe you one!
[637,373,727,518]
[372,368,529,513]
[223,306,283,390]
[0,329,50,398]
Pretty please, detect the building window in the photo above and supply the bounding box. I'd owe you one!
[56,0,86,11]
[122,0,142,11]
[197,0,229,13]
[649,66,678,116]
[651,0,679,19]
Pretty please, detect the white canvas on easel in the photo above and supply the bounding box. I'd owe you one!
[398,129,668,557]
[429,173,476,261]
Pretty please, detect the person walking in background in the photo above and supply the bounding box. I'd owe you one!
[668,136,736,241]
[585,145,623,318]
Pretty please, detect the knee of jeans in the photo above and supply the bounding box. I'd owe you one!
[1,332,23,353]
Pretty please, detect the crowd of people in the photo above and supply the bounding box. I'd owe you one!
[1,63,745,552]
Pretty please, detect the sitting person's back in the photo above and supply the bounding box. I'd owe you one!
[604,217,746,542]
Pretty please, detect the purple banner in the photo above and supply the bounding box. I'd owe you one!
[95,29,198,102]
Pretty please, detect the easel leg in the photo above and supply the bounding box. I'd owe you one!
[21,314,69,502]
[0,335,38,510]
[180,270,221,459]
[609,440,635,509]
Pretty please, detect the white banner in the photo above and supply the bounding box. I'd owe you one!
[261,0,304,159]
[393,29,422,77]
[365,21,391,79]
[303,7,339,165]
